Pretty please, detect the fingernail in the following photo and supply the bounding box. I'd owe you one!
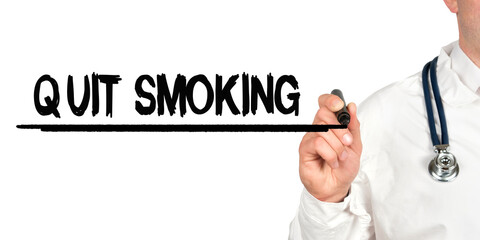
[332,161,339,169]
[340,150,348,161]
[332,99,343,110]
[343,133,353,145]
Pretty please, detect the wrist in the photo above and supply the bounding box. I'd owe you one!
[315,187,350,203]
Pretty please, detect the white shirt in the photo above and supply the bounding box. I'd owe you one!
[289,41,480,240]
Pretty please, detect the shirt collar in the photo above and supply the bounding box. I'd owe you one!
[450,41,480,93]
[435,41,480,106]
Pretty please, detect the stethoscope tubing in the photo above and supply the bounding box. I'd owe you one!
[422,57,449,146]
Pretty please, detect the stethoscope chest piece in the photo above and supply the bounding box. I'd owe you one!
[428,144,459,182]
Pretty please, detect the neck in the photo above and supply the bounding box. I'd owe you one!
[459,37,480,69]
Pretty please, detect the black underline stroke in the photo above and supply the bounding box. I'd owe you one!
[16,124,346,132]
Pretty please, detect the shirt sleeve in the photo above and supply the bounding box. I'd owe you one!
[288,169,375,240]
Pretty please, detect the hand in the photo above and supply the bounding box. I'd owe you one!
[298,94,362,202]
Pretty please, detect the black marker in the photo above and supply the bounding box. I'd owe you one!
[331,89,350,126]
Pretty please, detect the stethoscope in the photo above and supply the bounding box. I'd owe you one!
[422,57,459,182]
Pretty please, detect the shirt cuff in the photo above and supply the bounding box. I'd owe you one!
[299,188,352,228]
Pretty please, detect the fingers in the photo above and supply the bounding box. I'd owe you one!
[301,128,349,169]
[319,130,349,162]
[313,98,353,146]
[303,94,362,169]
[301,135,340,169]
[346,102,362,152]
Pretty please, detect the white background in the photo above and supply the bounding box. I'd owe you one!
[0,1,457,239]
